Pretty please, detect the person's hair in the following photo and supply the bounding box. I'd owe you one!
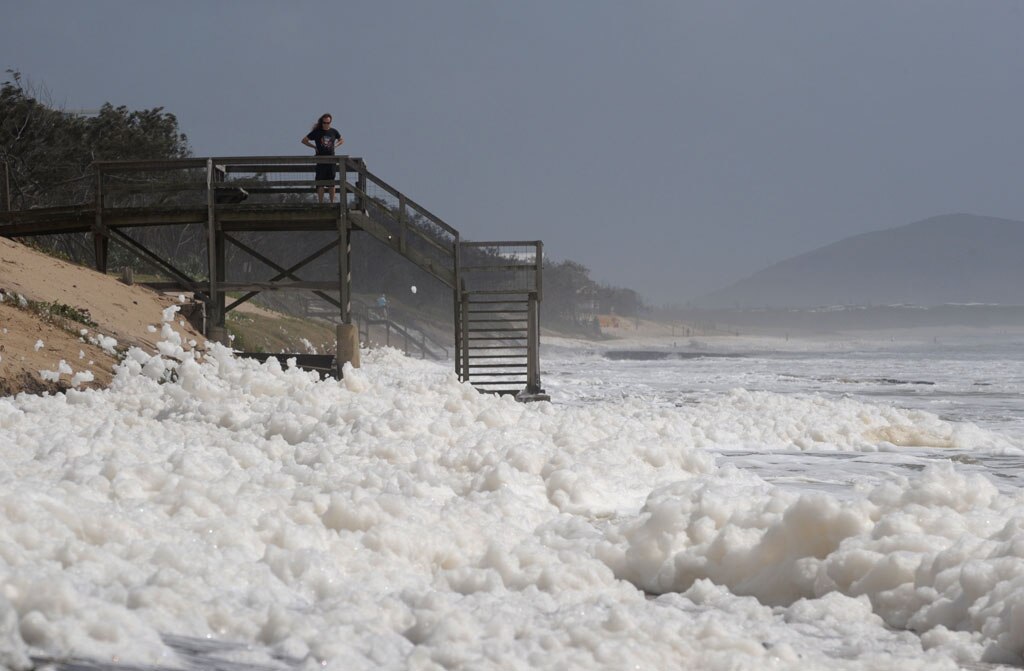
[311,113,333,132]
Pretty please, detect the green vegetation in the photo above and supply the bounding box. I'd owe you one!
[28,299,98,327]
[1,289,96,328]
[0,289,109,356]
[1,69,198,274]
[1,70,190,211]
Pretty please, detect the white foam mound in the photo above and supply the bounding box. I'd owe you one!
[0,328,1019,668]
[605,463,1024,664]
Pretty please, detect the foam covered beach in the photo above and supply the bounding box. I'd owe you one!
[1,317,1023,669]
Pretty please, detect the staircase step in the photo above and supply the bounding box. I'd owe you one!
[467,364,528,369]
[467,316,527,322]
[466,327,527,334]
[470,379,528,385]
[465,308,529,314]
[467,336,528,341]
[466,318,526,324]
[464,298,531,304]
[467,324,524,329]
[466,354,527,359]
[464,345,528,350]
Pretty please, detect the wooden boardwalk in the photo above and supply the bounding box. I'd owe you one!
[0,155,546,398]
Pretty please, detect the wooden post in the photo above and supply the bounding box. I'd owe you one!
[355,159,367,211]
[342,155,350,213]
[338,158,350,322]
[453,244,463,378]
[336,323,360,372]
[527,292,539,393]
[398,194,407,255]
[93,168,108,273]
[535,240,543,302]
[205,159,222,340]
[460,289,470,382]
[337,215,350,323]
[335,206,353,376]
[216,228,226,329]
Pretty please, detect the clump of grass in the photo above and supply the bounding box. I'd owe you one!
[1,288,99,330]
[225,317,252,352]
[29,299,98,328]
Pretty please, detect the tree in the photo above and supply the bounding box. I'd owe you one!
[542,259,594,323]
[0,70,193,264]
[0,70,190,211]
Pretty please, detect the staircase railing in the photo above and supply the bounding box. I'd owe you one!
[350,299,449,360]
[344,160,459,289]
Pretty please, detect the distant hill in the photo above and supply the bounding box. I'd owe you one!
[697,214,1024,308]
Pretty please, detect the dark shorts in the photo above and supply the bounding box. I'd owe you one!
[314,160,336,183]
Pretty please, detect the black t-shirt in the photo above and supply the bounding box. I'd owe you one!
[306,128,341,155]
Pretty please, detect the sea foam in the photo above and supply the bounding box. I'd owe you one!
[0,327,1020,668]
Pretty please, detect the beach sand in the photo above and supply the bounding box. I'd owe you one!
[0,237,204,394]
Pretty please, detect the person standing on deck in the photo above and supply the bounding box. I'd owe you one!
[301,114,344,203]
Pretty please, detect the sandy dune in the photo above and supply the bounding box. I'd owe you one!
[0,238,204,394]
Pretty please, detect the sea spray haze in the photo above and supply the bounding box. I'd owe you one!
[0,317,1023,668]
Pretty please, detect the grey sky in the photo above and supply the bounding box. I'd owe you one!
[3,1,1023,304]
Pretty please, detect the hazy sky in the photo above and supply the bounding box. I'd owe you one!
[3,1,1023,304]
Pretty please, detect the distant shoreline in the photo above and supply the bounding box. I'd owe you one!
[659,303,1024,335]
[603,350,746,361]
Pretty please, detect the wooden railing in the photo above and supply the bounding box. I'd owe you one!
[351,299,449,360]
[85,156,460,289]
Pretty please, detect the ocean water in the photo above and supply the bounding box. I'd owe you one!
[1,318,1024,670]
[544,335,1024,497]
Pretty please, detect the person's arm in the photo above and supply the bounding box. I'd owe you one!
[335,130,344,146]
[301,135,315,149]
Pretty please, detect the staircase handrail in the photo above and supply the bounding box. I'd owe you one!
[351,298,448,360]
[458,240,543,301]
[345,159,459,288]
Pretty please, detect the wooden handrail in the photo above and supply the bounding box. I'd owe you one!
[460,240,543,248]
[91,157,461,278]
[357,169,460,238]
[94,155,359,168]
